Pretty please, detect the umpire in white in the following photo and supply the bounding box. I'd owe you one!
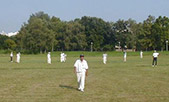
[74,54,89,92]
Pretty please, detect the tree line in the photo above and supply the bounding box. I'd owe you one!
[0,11,169,53]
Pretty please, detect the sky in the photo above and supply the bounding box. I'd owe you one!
[0,0,169,33]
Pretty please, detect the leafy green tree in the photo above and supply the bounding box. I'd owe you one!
[80,16,115,51]
[113,19,129,50]
[17,12,55,53]
[58,21,87,51]
[137,15,155,51]
[12,11,169,53]
[0,35,9,49]
[152,16,169,50]
[4,39,16,50]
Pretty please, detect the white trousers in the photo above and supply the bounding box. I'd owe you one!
[76,72,86,91]
[16,57,20,63]
[60,57,64,62]
[103,58,107,64]
[124,57,126,62]
[140,55,143,58]
[47,58,51,64]
[64,57,66,62]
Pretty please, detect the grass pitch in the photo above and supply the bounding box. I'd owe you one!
[0,51,169,102]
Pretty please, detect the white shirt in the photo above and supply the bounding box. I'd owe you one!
[124,52,127,58]
[140,51,143,55]
[103,54,107,58]
[153,52,159,58]
[74,59,88,73]
[47,54,51,59]
[17,54,20,58]
[10,53,13,57]
[61,53,64,58]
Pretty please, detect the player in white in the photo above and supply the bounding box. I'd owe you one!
[16,52,21,63]
[63,54,67,62]
[152,50,160,67]
[123,51,127,62]
[47,52,51,64]
[60,52,64,62]
[103,53,107,64]
[74,54,89,92]
[10,52,13,62]
[140,50,143,58]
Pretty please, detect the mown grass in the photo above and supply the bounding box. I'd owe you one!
[0,51,169,102]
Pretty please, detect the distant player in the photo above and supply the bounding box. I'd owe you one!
[140,51,143,58]
[64,54,67,62]
[10,52,13,62]
[60,52,64,62]
[123,51,127,62]
[74,54,89,92]
[47,52,51,64]
[16,52,21,63]
[103,53,107,64]
[152,50,160,67]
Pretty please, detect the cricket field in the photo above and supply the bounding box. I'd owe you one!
[0,51,169,102]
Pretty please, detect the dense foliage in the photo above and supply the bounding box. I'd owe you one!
[0,12,169,53]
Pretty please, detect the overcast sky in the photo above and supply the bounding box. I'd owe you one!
[0,0,169,33]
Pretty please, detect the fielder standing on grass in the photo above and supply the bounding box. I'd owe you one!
[64,53,67,62]
[140,50,143,58]
[16,52,21,63]
[47,52,51,64]
[60,52,64,62]
[74,54,89,92]
[123,51,127,62]
[103,53,107,64]
[152,50,160,67]
[10,52,13,62]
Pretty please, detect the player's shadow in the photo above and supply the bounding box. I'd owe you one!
[59,85,77,90]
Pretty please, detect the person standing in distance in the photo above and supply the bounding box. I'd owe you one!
[152,50,160,67]
[60,52,64,62]
[47,52,51,64]
[64,54,67,62]
[74,54,89,92]
[140,51,143,59]
[123,51,127,62]
[16,52,21,63]
[103,53,107,64]
[10,52,13,62]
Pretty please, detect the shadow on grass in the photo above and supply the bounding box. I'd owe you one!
[59,85,77,90]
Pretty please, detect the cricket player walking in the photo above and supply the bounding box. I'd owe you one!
[140,51,143,58]
[47,52,51,64]
[124,51,127,62]
[10,52,13,62]
[16,52,21,63]
[152,50,160,67]
[74,54,89,92]
[103,53,107,64]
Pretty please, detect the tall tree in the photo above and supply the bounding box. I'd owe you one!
[80,16,115,51]
[137,15,155,51]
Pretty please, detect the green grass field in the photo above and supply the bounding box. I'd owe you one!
[0,51,169,102]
